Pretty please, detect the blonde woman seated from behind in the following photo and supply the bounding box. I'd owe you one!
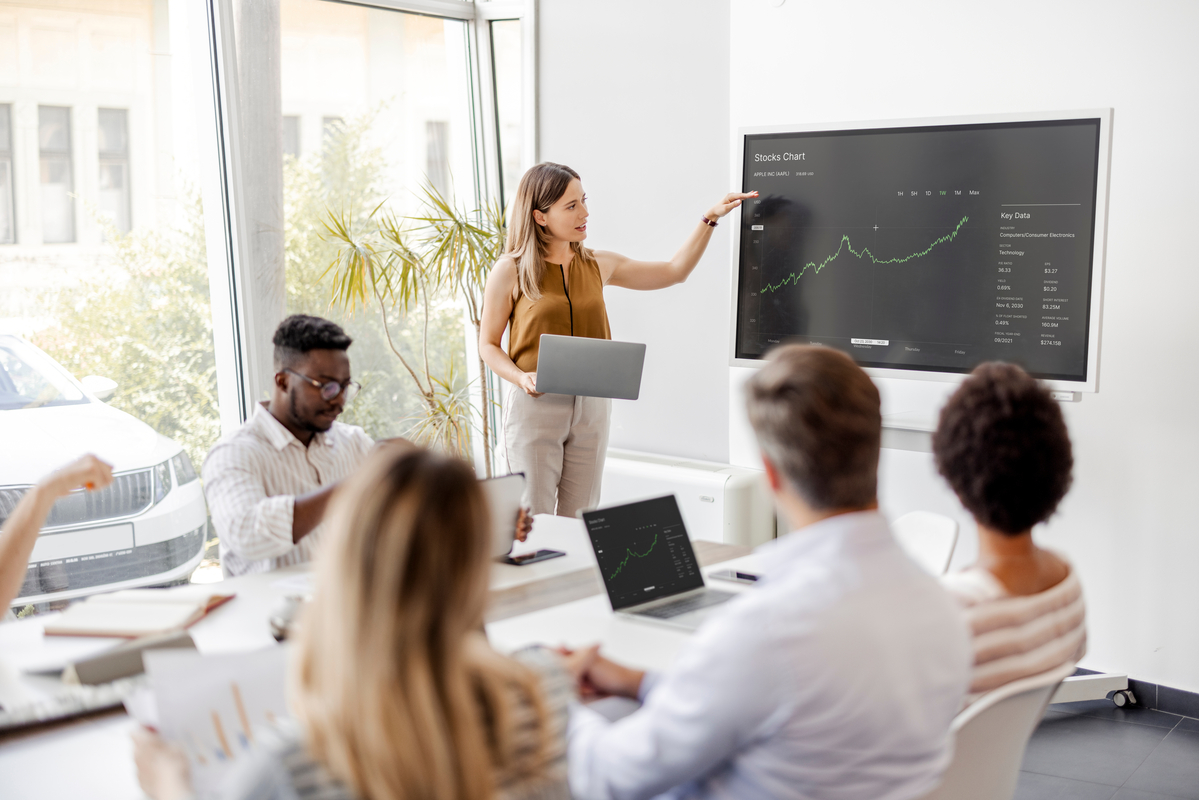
[134,445,579,800]
[933,362,1086,705]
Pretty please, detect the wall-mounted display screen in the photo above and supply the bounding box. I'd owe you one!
[733,115,1108,387]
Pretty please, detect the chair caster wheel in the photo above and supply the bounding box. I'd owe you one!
[1110,690,1136,708]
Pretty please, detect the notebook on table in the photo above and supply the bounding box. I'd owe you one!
[581,495,734,631]
[43,588,235,638]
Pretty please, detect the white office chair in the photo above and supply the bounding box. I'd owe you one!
[892,511,959,575]
[919,662,1076,800]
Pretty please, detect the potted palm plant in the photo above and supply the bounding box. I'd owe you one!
[320,184,507,475]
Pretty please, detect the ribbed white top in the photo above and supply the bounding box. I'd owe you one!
[942,559,1086,705]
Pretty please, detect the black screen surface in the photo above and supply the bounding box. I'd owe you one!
[583,495,704,610]
[736,119,1101,381]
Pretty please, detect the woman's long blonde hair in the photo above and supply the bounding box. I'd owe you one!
[505,162,593,301]
[292,446,552,800]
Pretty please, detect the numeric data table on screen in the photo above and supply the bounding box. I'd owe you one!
[735,119,1102,382]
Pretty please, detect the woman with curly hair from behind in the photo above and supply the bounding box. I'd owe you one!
[934,362,1086,706]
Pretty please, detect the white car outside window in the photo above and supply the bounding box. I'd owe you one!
[0,335,208,609]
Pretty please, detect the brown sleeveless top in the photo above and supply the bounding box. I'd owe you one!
[508,252,612,373]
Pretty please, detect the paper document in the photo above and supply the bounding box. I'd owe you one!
[144,645,290,795]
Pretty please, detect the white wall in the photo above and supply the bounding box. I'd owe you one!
[540,0,1199,692]
[729,0,1199,692]
[537,1,733,463]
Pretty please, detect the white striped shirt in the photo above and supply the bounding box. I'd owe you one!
[941,560,1086,705]
[202,403,374,577]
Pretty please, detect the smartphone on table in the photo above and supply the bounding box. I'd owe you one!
[708,568,760,585]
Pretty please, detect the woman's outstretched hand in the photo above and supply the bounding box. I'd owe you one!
[706,191,758,221]
[43,454,114,497]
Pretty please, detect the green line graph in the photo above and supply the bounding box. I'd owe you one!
[760,216,970,293]
[607,533,659,581]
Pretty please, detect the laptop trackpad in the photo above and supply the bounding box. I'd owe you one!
[669,609,716,628]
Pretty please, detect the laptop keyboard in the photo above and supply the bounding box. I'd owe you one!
[638,590,734,619]
[0,675,142,732]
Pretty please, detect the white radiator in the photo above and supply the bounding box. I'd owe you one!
[599,449,776,547]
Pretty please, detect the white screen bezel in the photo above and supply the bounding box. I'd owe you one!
[727,108,1113,393]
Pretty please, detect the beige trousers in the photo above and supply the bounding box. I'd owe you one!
[503,385,611,517]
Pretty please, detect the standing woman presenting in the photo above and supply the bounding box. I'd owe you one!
[480,162,755,516]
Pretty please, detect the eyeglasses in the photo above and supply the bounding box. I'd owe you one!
[284,369,361,404]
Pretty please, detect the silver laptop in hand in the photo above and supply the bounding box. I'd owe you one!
[581,495,735,632]
[535,334,646,400]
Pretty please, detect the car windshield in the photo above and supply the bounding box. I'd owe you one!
[0,339,88,410]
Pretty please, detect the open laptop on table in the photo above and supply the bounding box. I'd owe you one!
[581,495,735,631]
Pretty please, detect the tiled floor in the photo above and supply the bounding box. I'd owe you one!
[1016,700,1199,800]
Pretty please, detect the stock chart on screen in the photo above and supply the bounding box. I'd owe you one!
[584,496,703,609]
[735,119,1102,381]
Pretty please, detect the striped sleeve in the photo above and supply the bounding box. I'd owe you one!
[499,647,572,800]
[202,442,296,564]
[215,720,357,800]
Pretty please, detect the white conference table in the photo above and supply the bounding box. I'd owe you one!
[0,514,756,799]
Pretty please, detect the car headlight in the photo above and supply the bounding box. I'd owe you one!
[170,451,198,485]
[154,460,173,504]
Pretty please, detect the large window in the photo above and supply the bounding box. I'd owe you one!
[1,0,533,607]
[276,1,479,442]
[1,1,221,609]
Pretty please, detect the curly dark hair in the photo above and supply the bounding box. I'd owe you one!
[933,362,1073,535]
[272,314,353,369]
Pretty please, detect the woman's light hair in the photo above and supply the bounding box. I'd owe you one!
[291,445,552,799]
[505,162,593,301]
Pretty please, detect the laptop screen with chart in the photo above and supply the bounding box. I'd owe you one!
[732,112,1111,391]
[582,495,704,610]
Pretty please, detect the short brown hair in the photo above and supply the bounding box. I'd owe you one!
[933,362,1073,535]
[745,345,881,509]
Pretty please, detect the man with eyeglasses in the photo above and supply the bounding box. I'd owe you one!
[202,315,378,576]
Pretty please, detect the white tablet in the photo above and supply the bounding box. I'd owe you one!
[482,473,526,559]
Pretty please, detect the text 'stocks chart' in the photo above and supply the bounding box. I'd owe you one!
[735,119,1102,381]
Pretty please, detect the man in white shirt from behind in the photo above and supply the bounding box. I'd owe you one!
[567,345,973,800]
[202,315,375,577]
